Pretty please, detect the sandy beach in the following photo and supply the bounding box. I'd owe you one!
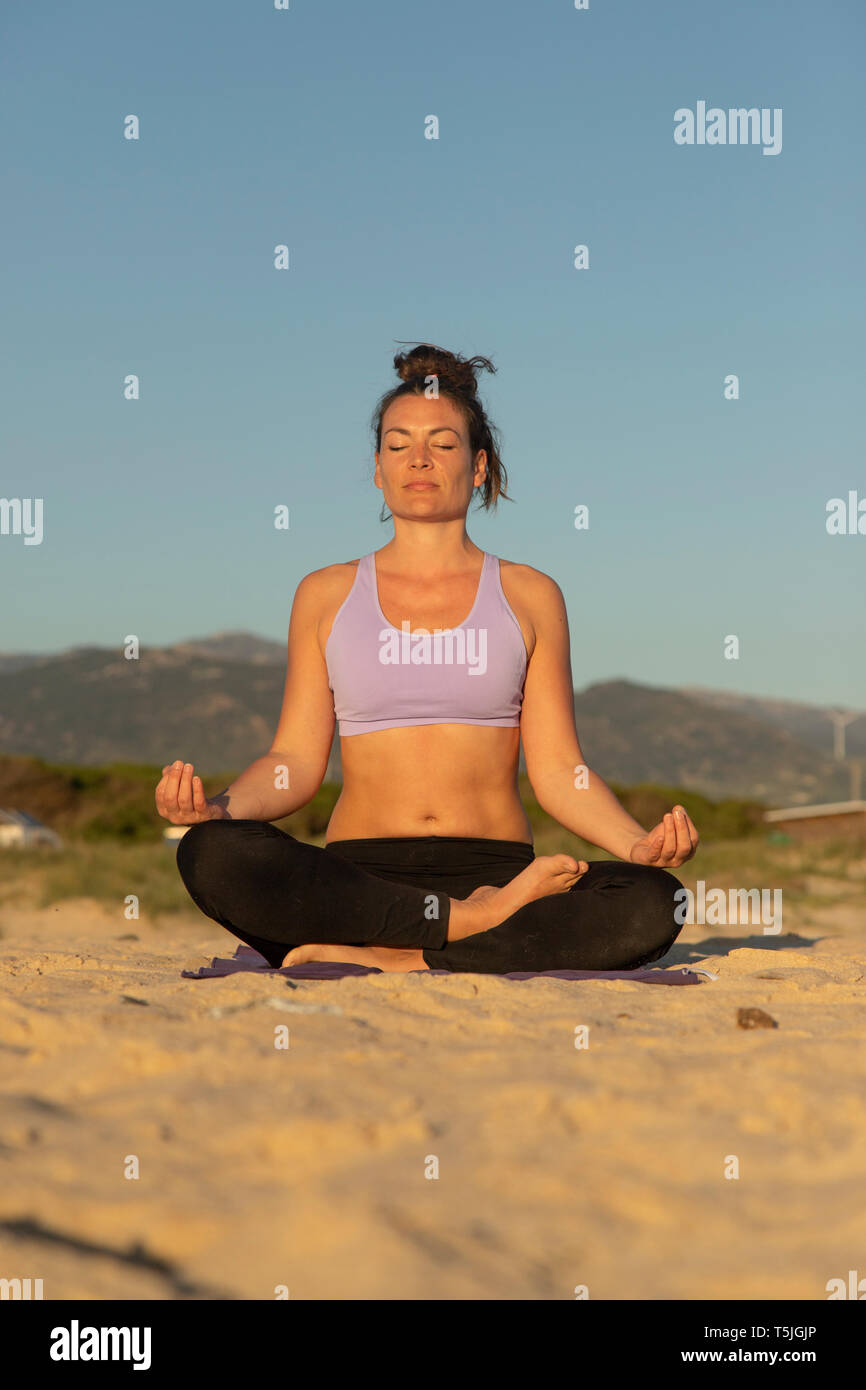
[1,876,864,1301]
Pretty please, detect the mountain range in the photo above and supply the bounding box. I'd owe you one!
[0,631,862,806]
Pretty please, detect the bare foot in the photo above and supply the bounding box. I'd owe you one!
[281,943,429,973]
[279,856,588,965]
[447,855,589,942]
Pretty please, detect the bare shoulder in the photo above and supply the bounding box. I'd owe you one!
[293,559,360,608]
[498,558,566,611]
[497,560,568,658]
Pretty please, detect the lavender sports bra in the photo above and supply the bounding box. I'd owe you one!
[325,551,528,736]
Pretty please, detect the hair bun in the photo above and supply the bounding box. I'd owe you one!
[372,341,509,512]
[393,342,495,396]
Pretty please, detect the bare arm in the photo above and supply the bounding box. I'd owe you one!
[518,571,698,865]
[155,570,337,824]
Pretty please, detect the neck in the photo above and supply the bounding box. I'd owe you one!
[382,517,482,574]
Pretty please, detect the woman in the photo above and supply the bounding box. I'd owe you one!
[161,344,698,974]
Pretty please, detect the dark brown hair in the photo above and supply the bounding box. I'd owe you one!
[371,342,511,515]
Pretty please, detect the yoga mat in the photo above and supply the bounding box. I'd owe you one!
[182,943,708,985]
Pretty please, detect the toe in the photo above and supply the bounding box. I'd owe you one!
[282,944,317,966]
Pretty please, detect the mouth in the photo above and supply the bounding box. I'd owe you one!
[405,482,437,490]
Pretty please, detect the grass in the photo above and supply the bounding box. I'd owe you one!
[0,832,861,927]
[1,754,861,923]
[0,840,197,918]
[1,756,767,845]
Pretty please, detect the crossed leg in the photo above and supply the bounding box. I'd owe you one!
[285,862,684,974]
[176,820,683,976]
[177,819,585,961]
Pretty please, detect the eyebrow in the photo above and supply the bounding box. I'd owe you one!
[384,425,460,436]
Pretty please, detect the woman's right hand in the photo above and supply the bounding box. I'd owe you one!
[155,760,227,824]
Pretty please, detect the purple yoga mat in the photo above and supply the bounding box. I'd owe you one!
[182,943,706,985]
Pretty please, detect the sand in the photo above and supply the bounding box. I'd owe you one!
[1,886,865,1301]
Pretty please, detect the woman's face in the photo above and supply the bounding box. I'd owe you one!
[374,392,487,523]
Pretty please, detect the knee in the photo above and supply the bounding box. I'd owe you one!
[591,862,684,922]
[175,818,243,893]
[638,864,685,915]
[632,865,686,959]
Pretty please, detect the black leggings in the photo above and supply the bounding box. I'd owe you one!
[175,820,685,975]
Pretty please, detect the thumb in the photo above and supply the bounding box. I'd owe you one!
[637,824,664,860]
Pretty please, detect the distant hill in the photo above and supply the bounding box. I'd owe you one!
[0,644,290,779]
[572,680,854,805]
[0,630,286,675]
[169,631,286,665]
[680,686,866,759]
[0,651,56,675]
[0,636,860,804]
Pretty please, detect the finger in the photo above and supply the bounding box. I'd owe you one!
[177,763,195,812]
[673,805,692,859]
[192,774,208,814]
[643,819,665,860]
[163,760,184,811]
[156,766,176,810]
[673,808,699,857]
[660,812,677,860]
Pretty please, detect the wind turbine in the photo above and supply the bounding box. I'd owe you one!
[826,709,864,800]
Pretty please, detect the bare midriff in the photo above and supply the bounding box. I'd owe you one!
[325,723,532,843]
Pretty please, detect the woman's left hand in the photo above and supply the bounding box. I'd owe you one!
[629,805,699,867]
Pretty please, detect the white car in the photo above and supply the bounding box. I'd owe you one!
[0,808,63,848]
[162,825,191,846]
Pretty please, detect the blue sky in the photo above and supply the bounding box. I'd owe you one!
[1,0,863,706]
